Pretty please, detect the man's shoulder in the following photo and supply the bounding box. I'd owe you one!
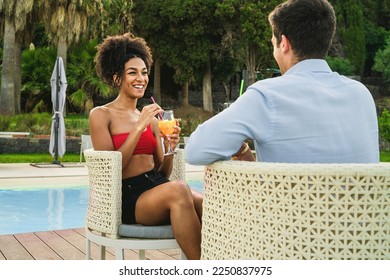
[247,75,298,94]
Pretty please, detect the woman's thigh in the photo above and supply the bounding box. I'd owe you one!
[134,180,193,225]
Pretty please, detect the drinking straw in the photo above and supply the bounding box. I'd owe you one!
[239,79,244,96]
[150,97,163,119]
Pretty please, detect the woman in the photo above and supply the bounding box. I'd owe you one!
[89,33,202,259]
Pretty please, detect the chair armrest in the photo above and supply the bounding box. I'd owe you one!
[170,148,185,181]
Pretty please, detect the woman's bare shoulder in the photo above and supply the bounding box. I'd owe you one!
[89,105,111,117]
[89,106,114,128]
[90,105,110,113]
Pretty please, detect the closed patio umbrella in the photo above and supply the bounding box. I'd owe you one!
[49,57,67,164]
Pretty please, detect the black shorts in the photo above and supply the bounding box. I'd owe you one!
[121,169,170,224]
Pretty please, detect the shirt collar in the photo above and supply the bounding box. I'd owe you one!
[284,59,332,76]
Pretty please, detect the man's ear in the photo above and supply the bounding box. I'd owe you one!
[281,35,291,54]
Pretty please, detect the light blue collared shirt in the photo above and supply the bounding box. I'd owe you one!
[185,59,379,165]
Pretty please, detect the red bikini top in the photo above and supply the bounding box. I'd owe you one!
[111,124,157,155]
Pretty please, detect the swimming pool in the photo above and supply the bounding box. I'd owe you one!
[0,180,203,235]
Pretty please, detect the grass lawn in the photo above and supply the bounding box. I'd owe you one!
[1,151,389,163]
[380,151,390,162]
[0,153,81,163]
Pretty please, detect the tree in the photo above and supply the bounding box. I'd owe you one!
[160,0,220,111]
[21,46,57,112]
[377,0,390,29]
[373,36,390,83]
[132,0,166,104]
[364,24,389,76]
[361,0,390,75]
[133,0,216,110]
[101,0,134,36]
[67,39,112,114]
[134,0,244,112]
[215,0,280,87]
[40,0,105,67]
[0,0,35,115]
[14,4,42,114]
[65,0,134,114]
[331,0,366,75]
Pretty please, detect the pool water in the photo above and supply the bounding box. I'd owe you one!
[188,179,204,193]
[0,187,89,235]
[0,180,203,235]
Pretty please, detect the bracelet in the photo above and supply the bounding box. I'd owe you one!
[240,142,249,155]
[232,142,249,159]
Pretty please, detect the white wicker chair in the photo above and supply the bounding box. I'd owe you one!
[79,135,92,162]
[201,161,390,260]
[84,148,186,260]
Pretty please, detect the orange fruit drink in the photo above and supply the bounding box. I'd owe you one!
[158,119,176,136]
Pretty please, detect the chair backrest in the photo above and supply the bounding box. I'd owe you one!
[84,148,186,237]
[81,135,93,150]
[84,150,122,237]
[80,135,93,162]
[201,160,390,260]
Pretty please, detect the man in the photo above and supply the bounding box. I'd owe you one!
[185,0,379,165]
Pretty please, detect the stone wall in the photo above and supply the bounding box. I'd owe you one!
[1,136,388,154]
[184,75,389,114]
[0,137,81,154]
[380,138,390,152]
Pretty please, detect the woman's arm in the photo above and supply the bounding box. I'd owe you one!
[152,117,164,169]
[118,104,163,170]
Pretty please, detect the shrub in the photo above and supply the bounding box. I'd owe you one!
[326,56,355,76]
[373,36,390,83]
[178,116,204,137]
[0,115,11,131]
[378,108,390,145]
[0,113,89,136]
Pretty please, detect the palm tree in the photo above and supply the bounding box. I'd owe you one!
[102,0,134,36]
[14,3,42,114]
[66,0,134,114]
[0,0,36,115]
[40,0,105,67]
[67,39,113,114]
[37,0,105,116]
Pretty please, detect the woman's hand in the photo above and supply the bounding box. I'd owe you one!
[162,119,181,151]
[137,104,163,131]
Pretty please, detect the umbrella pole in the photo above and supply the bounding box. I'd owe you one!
[52,57,61,165]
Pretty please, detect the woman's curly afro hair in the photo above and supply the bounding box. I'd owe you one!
[94,33,153,88]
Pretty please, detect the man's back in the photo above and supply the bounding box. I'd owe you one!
[247,59,379,163]
[185,60,379,165]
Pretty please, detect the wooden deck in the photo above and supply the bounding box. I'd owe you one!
[0,228,180,260]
